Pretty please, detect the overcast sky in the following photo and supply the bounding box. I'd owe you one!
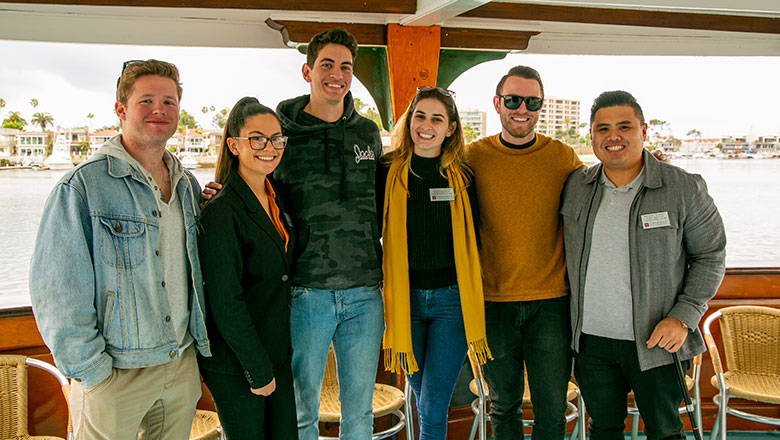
[1,39,779,139]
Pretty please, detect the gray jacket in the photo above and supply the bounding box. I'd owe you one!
[561,150,726,371]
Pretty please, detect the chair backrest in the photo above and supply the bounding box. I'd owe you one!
[718,305,780,375]
[322,345,339,390]
[0,354,30,438]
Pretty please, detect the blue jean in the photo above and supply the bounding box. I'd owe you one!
[482,296,573,440]
[407,285,468,440]
[290,284,385,440]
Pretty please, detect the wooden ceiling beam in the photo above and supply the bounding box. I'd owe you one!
[462,3,780,34]
[0,0,417,14]
[275,21,539,50]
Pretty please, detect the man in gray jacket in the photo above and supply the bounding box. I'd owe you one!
[561,90,726,440]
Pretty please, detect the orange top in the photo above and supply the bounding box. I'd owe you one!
[464,133,583,302]
[265,179,289,252]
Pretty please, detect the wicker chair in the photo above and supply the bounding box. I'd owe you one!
[0,354,72,440]
[466,351,585,440]
[703,305,780,440]
[318,346,413,440]
[627,354,702,440]
[189,410,222,440]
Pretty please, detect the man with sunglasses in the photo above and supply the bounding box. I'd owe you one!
[464,65,582,440]
[30,59,210,439]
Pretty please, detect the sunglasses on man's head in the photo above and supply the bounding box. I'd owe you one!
[117,60,144,86]
[499,95,543,112]
[417,86,456,100]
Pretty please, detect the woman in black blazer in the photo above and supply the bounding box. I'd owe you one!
[198,97,297,439]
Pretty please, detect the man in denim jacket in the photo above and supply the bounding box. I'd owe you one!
[30,59,210,440]
[561,91,726,439]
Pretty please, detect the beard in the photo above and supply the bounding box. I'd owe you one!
[500,111,537,140]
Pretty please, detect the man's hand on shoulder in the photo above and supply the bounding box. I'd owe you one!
[646,317,688,353]
[200,181,222,208]
[651,149,669,163]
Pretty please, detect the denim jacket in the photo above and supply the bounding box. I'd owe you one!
[561,150,726,371]
[30,136,211,387]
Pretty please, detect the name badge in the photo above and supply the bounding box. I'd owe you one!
[429,188,455,202]
[641,212,671,229]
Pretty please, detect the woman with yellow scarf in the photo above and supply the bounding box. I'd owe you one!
[377,86,491,440]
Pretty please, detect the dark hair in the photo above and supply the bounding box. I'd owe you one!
[306,28,359,67]
[215,97,280,184]
[495,65,544,98]
[116,59,182,105]
[385,88,469,180]
[590,90,645,124]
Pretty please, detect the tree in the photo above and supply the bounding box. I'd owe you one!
[178,109,199,130]
[2,111,27,130]
[31,112,54,131]
[462,124,478,143]
[686,129,702,139]
[97,122,121,131]
[648,119,668,138]
[0,98,5,118]
[353,97,383,130]
[29,98,38,109]
[212,108,229,129]
[87,113,94,132]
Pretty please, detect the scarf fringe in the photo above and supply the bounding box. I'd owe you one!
[468,338,493,365]
[383,347,419,375]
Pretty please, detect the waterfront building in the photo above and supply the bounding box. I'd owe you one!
[65,127,88,155]
[88,129,119,157]
[0,128,20,158]
[720,136,750,157]
[537,96,580,139]
[458,106,487,139]
[681,138,720,154]
[15,132,50,160]
[753,136,779,156]
[205,130,222,156]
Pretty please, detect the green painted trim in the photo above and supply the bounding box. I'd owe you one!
[436,49,509,89]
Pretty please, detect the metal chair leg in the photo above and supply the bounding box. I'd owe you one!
[468,413,479,440]
[404,380,414,440]
[631,414,640,440]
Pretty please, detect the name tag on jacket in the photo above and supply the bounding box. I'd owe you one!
[641,212,671,229]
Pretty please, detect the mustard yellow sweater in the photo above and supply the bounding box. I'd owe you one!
[465,134,583,302]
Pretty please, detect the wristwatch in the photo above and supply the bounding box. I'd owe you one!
[680,320,689,331]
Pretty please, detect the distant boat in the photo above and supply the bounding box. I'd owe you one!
[44,130,75,170]
[181,155,201,169]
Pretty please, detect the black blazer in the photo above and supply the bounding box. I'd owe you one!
[198,168,294,389]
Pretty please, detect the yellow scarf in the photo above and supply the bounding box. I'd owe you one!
[381,158,492,375]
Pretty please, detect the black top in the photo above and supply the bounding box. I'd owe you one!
[500,134,536,150]
[376,154,479,289]
[198,169,295,388]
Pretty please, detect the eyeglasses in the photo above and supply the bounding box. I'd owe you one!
[416,86,456,100]
[498,95,543,112]
[232,136,288,150]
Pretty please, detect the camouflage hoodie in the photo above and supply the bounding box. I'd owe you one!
[274,92,383,289]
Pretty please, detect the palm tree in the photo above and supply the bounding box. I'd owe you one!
[87,113,94,132]
[1,111,27,130]
[0,98,5,118]
[31,112,54,131]
[29,98,38,109]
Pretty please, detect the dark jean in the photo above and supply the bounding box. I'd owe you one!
[574,334,688,440]
[407,284,468,440]
[483,296,573,440]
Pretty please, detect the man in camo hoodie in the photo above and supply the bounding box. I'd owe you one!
[274,28,384,440]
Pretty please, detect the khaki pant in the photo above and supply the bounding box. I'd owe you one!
[70,345,201,440]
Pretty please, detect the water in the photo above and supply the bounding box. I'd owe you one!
[1,160,778,308]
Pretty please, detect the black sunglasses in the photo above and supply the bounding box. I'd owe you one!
[417,86,456,100]
[117,60,144,86]
[499,95,543,111]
